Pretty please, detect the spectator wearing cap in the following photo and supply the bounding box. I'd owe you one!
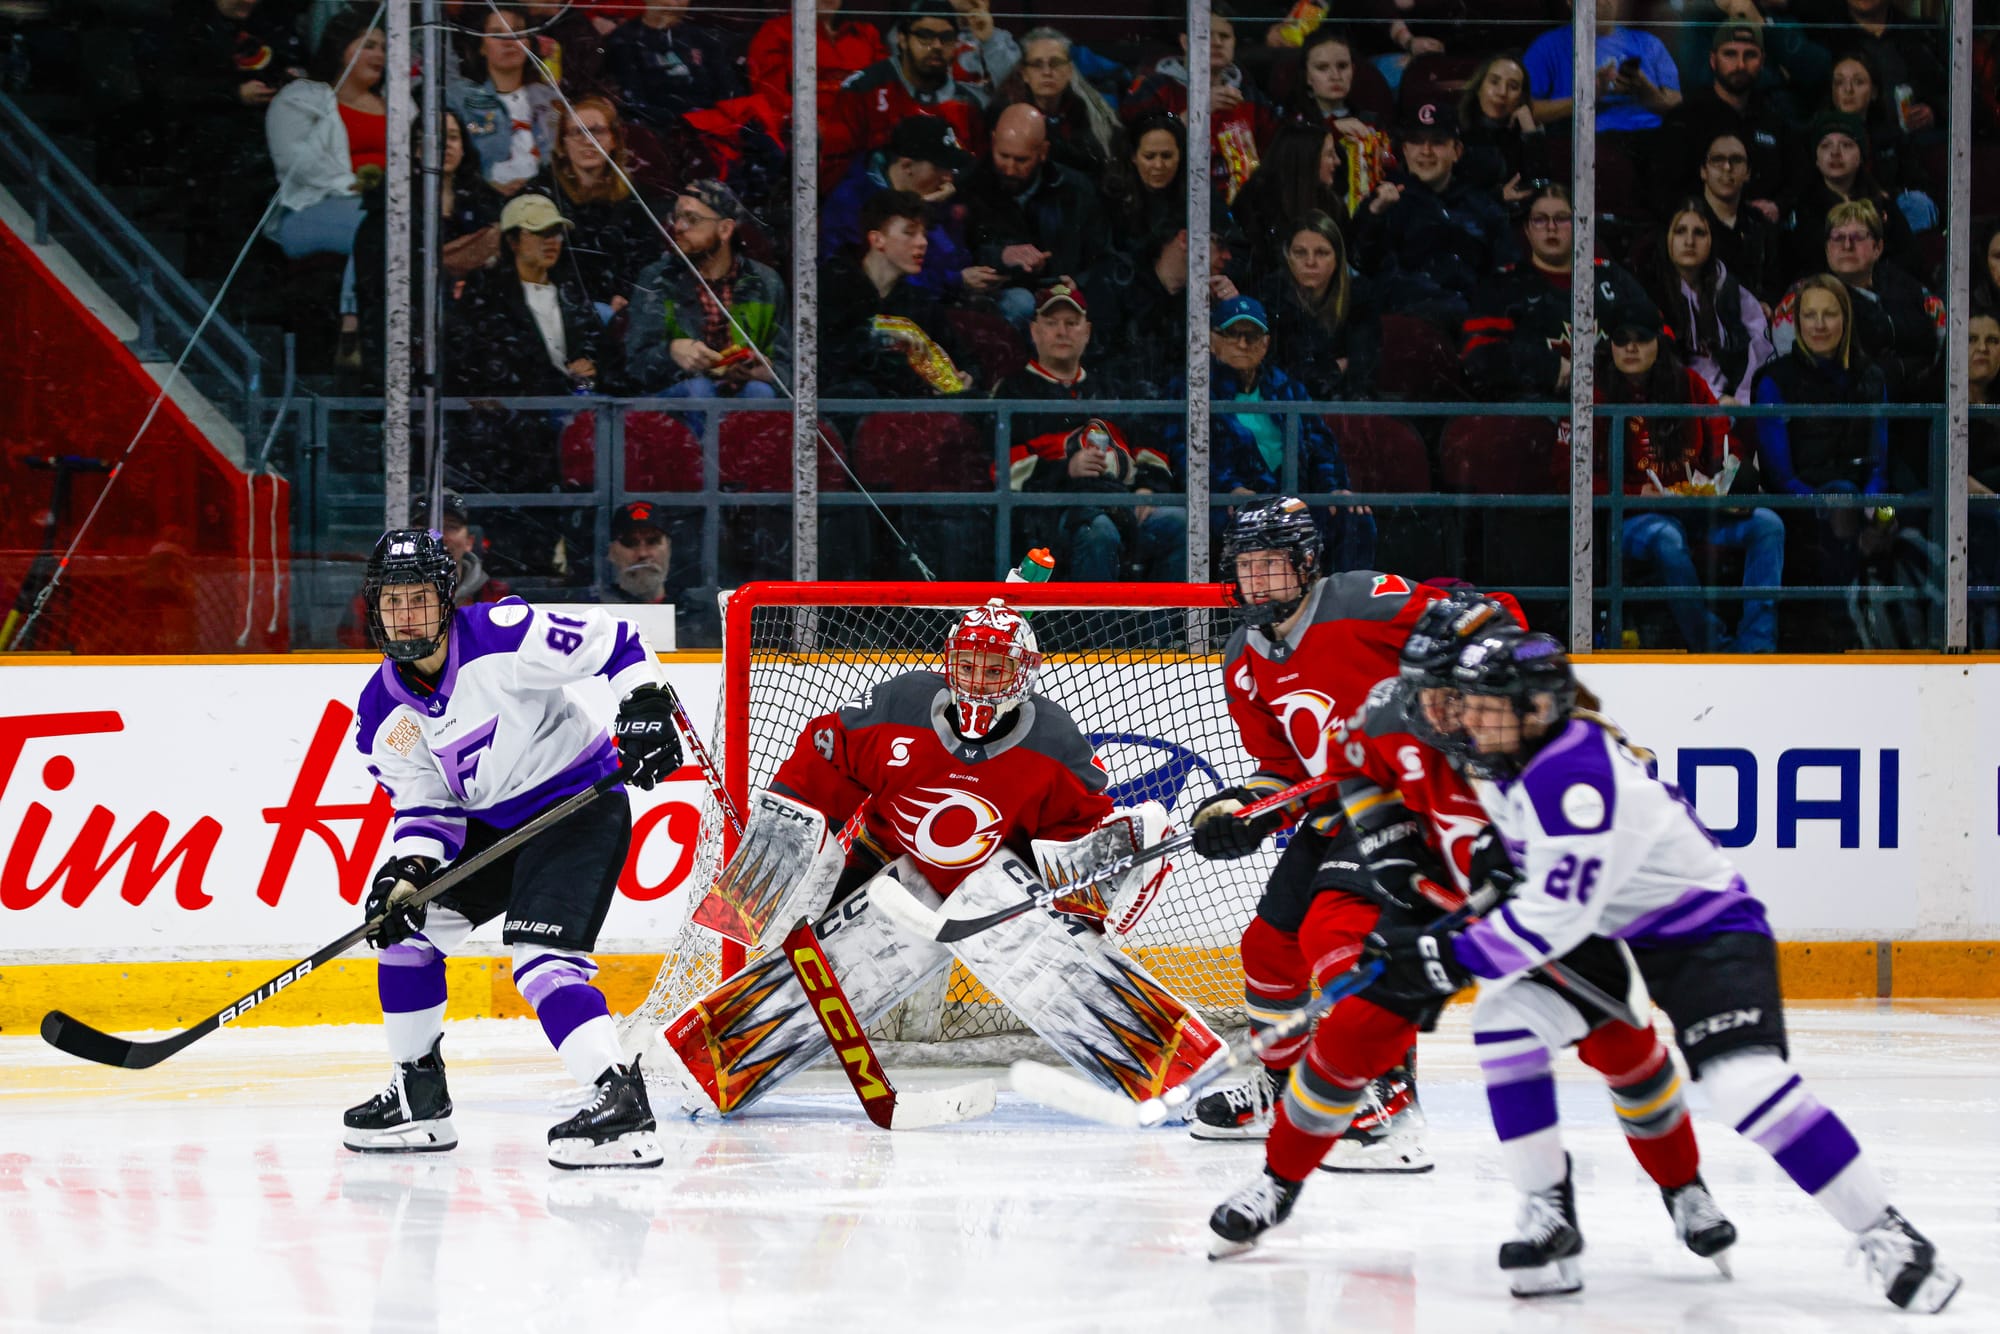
[1697,130,1787,307]
[822,0,995,190]
[1120,5,1280,204]
[1463,184,1652,400]
[1770,199,1942,401]
[1354,99,1516,332]
[992,282,1182,581]
[448,7,561,194]
[818,189,972,398]
[1253,209,1380,402]
[1524,1,1682,135]
[603,0,743,133]
[1678,20,1794,222]
[1164,296,1375,571]
[451,193,602,398]
[590,500,720,645]
[1646,197,1775,405]
[1784,111,1917,285]
[962,104,1110,325]
[1587,297,1783,654]
[821,118,988,300]
[986,27,1123,181]
[625,180,791,400]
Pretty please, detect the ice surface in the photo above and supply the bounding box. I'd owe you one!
[2,1003,1994,1332]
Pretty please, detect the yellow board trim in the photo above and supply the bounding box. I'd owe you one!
[3,941,1996,1034]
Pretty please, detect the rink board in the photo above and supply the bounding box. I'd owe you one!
[2,654,1999,1028]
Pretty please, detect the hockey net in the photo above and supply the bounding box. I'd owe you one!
[619,581,1280,1063]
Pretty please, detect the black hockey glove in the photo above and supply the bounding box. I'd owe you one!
[1468,824,1523,900]
[366,855,439,948]
[615,683,683,790]
[1355,813,1459,913]
[1190,787,1286,860]
[1364,923,1473,1006]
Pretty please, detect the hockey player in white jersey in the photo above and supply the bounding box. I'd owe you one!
[1367,627,1961,1313]
[343,529,685,1169]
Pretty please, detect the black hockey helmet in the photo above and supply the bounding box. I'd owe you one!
[1450,628,1577,777]
[1397,593,1515,755]
[1222,497,1323,628]
[364,528,458,663]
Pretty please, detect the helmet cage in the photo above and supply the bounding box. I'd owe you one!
[944,599,1042,740]
[365,529,459,663]
[1450,630,1577,779]
[1398,595,1513,757]
[1222,497,1324,628]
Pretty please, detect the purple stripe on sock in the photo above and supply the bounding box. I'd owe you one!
[1487,1074,1560,1141]
[1474,1028,1538,1045]
[1480,1047,1554,1081]
[515,951,596,987]
[537,983,610,1050]
[378,957,446,1014]
[1754,1095,1828,1157]
[379,939,440,968]
[520,962,592,1011]
[1734,1073,1802,1134]
[1773,1109,1863,1196]
[1499,903,1552,954]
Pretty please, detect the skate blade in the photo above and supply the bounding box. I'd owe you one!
[548,1130,664,1171]
[1506,1258,1583,1298]
[1317,1139,1433,1174]
[342,1118,457,1153]
[1708,1247,1734,1280]
[1897,1264,1962,1315]
[1207,1231,1259,1261]
[1188,1121,1271,1142]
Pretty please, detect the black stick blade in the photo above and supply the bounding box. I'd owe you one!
[41,1010,143,1068]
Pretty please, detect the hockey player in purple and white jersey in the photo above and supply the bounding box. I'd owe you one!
[342,529,685,1169]
[1367,627,1961,1313]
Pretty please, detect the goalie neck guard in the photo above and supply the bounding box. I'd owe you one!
[1222,497,1323,629]
[364,528,458,663]
[944,598,1042,740]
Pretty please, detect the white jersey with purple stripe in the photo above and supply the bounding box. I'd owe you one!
[1454,715,1771,985]
[353,598,661,862]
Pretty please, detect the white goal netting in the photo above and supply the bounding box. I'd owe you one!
[618,583,1279,1061]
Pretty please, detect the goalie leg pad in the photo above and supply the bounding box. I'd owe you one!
[1032,802,1174,935]
[660,860,952,1115]
[941,851,1225,1102]
[690,789,847,948]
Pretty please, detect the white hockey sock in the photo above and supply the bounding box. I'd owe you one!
[557,1013,626,1088]
[386,1002,446,1065]
[1815,1155,1892,1234]
[1500,1124,1568,1193]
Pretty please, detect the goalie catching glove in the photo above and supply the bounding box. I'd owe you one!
[1191,787,1287,861]
[614,684,683,789]
[366,855,438,948]
[1032,802,1174,935]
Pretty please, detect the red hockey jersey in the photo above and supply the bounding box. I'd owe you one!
[769,670,1112,893]
[1341,681,1498,889]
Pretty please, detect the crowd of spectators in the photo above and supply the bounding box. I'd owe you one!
[17,0,2000,648]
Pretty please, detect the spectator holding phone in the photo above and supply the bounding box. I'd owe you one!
[625,180,789,399]
[962,103,1110,325]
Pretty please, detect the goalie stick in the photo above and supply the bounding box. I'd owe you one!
[778,918,996,1130]
[41,770,627,1070]
[897,773,1340,945]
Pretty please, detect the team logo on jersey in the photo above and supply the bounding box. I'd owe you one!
[432,716,499,799]
[888,787,1005,869]
[1271,689,1339,775]
[1232,661,1257,700]
[1369,574,1412,598]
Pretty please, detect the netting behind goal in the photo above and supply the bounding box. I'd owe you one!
[620,582,1278,1059]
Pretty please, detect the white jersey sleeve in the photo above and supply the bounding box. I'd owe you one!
[510,603,663,699]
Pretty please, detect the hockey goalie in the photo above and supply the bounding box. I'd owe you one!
[651,598,1225,1114]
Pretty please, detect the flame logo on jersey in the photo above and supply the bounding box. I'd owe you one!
[1431,808,1489,891]
[664,956,810,1114]
[1078,956,1223,1101]
[1272,689,1340,776]
[887,787,1005,870]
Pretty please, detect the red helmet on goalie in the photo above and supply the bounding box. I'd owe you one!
[944,598,1042,740]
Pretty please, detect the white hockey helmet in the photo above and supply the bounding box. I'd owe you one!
[944,598,1042,740]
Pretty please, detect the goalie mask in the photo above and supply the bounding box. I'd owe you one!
[944,598,1042,740]
[1222,497,1323,628]
[364,528,458,663]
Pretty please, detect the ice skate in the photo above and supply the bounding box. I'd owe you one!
[1189,1064,1278,1141]
[1852,1207,1961,1313]
[1206,1167,1304,1259]
[1662,1176,1736,1275]
[1499,1156,1583,1297]
[548,1058,664,1170]
[1318,1073,1432,1174]
[343,1036,457,1153]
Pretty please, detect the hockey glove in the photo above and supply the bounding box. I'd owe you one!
[366,855,439,948]
[1190,786,1286,861]
[1355,813,1461,913]
[1468,824,1523,900]
[1364,923,1473,1006]
[614,683,683,789]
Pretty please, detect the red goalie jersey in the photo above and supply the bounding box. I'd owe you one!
[769,669,1114,894]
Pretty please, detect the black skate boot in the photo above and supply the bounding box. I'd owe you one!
[1206,1167,1304,1260]
[1319,1070,1432,1174]
[1662,1176,1737,1275]
[548,1056,664,1170]
[343,1036,457,1153]
[1853,1207,1962,1313]
[1190,1065,1278,1141]
[1499,1155,1583,1297]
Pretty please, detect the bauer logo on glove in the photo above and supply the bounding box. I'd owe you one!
[614,684,684,789]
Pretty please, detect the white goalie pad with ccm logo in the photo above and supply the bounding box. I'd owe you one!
[1031,801,1173,936]
[692,789,846,947]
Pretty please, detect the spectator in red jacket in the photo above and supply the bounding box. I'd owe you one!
[745,0,886,117]
[823,0,990,188]
[1120,4,1278,204]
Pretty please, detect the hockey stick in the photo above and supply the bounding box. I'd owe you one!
[669,693,743,840]
[778,918,997,1130]
[1008,889,1500,1129]
[40,770,627,1070]
[890,773,1341,945]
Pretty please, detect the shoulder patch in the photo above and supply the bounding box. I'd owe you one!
[1522,720,1618,837]
[1558,782,1607,832]
[488,601,529,628]
[1369,573,1412,599]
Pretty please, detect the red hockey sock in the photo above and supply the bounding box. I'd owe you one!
[1267,1100,1340,1183]
[1625,1112,1700,1190]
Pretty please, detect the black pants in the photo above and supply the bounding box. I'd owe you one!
[433,786,632,953]
[1634,930,1789,1076]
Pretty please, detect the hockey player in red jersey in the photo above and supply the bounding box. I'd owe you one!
[653,598,1223,1114]
[1192,500,1737,1263]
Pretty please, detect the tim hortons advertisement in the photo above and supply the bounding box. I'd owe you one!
[2,658,1996,957]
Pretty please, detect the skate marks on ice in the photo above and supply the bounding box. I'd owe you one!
[0,1008,1994,1332]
